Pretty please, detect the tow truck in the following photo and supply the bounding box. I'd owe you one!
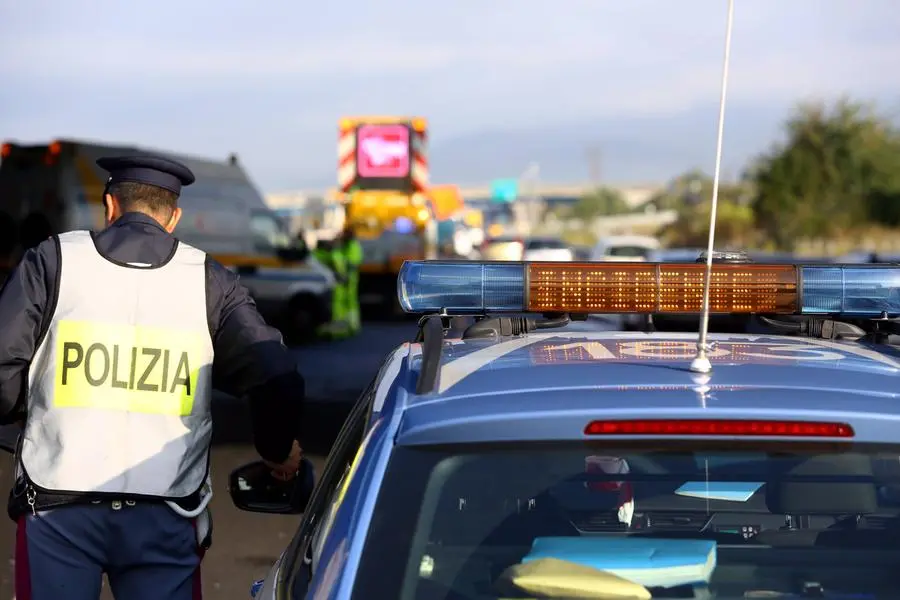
[337,116,437,317]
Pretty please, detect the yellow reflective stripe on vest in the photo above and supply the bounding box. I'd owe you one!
[54,320,207,416]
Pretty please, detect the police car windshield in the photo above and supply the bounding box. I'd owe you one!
[352,441,900,600]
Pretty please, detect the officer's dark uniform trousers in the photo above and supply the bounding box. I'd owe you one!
[9,214,217,600]
[17,501,204,599]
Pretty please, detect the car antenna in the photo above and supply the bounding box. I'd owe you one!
[690,0,736,375]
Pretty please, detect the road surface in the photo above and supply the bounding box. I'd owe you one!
[0,317,616,599]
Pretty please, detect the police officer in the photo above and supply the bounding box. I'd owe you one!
[0,156,306,600]
[339,223,363,335]
[323,236,352,339]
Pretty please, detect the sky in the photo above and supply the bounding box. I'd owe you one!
[1,0,899,192]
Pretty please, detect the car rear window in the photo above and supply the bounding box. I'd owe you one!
[352,441,900,600]
[606,245,653,258]
[525,239,568,250]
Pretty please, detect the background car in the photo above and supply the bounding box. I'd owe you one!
[589,234,660,262]
[522,237,574,262]
[478,235,525,261]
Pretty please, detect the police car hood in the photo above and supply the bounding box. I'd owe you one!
[425,331,900,400]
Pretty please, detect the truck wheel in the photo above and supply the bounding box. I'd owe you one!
[283,294,321,345]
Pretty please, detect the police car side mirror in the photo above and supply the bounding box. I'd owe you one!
[228,457,316,515]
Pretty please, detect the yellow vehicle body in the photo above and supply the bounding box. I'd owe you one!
[337,115,434,316]
[345,189,437,275]
[463,208,484,229]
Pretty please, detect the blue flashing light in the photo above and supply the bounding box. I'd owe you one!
[393,216,415,234]
[397,261,525,313]
[397,261,900,318]
[801,266,900,317]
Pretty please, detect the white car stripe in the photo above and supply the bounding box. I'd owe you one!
[434,332,900,393]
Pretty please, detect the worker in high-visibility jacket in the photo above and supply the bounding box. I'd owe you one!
[314,238,349,339]
[339,225,363,335]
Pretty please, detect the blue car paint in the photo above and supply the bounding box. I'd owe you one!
[276,330,900,600]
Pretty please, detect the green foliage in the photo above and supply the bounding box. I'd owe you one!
[656,173,756,248]
[749,98,900,250]
[548,99,900,254]
[649,98,900,253]
[545,188,634,247]
[571,187,631,220]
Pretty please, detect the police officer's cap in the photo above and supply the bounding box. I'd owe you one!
[96,155,196,196]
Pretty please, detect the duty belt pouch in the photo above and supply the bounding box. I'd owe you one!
[196,506,213,550]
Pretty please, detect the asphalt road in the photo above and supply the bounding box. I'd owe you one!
[0,317,618,599]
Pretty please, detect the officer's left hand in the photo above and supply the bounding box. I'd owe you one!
[265,439,303,481]
[271,471,293,482]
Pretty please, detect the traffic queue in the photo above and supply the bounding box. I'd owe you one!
[4,131,900,600]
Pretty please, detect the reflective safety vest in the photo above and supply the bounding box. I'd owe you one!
[19,230,215,499]
[343,238,363,270]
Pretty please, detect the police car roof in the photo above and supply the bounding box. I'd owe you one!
[388,331,900,447]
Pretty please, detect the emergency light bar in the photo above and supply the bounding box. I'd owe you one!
[397,261,900,317]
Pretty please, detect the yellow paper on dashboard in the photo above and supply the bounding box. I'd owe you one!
[496,557,652,599]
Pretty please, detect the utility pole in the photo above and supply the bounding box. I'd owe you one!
[586,145,602,186]
[519,162,541,236]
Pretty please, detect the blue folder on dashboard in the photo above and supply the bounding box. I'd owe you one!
[675,481,764,502]
[522,536,716,589]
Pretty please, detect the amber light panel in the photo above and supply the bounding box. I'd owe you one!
[527,262,798,314]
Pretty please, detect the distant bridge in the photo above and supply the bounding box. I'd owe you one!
[265,182,664,210]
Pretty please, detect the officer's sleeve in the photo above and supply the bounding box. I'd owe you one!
[205,257,304,464]
[0,240,58,423]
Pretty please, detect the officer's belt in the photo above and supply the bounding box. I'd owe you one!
[92,499,138,509]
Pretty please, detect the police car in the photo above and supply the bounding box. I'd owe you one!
[229,258,900,600]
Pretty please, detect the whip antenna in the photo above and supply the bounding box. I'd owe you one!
[690,0,736,375]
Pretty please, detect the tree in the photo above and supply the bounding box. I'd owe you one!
[648,169,710,211]
[570,187,630,221]
[661,197,756,249]
[656,171,757,248]
[750,99,900,249]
